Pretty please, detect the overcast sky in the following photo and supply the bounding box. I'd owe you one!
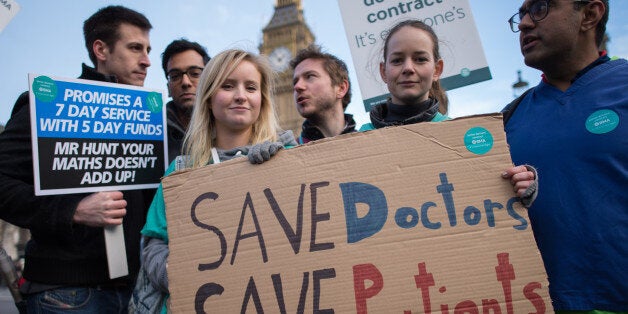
[1,0,627,127]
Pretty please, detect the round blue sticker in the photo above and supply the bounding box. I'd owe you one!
[464,127,494,155]
[585,109,619,134]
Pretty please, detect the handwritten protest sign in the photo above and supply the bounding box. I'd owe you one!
[163,115,552,313]
[337,0,492,111]
[29,74,167,196]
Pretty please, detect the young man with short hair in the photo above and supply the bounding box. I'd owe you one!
[161,39,210,162]
[0,5,154,312]
[291,45,355,144]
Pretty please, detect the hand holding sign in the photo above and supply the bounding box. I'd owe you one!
[73,191,127,227]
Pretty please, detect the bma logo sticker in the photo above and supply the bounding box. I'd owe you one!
[460,68,471,78]
[145,92,163,113]
[464,127,493,155]
[32,76,58,103]
[585,109,619,134]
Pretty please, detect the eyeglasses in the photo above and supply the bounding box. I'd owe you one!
[166,66,204,83]
[508,0,591,32]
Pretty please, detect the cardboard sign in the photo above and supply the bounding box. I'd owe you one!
[28,74,168,196]
[163,115,551,313]
[0,0,19,33]
[336,0,492,111]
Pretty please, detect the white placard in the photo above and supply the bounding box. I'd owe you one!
[0,0,20,33]
[337,0,491,111]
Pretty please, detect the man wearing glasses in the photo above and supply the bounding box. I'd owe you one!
[161,39,210,162]
[503,0,627,313]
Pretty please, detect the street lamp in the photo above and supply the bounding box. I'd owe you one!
[512,70,529,99]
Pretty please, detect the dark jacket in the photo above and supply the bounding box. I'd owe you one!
[298,113,357,144]
[0,64,153,286]
[359,98,448,131]
[165,101,187,163]
[369,97,442,128]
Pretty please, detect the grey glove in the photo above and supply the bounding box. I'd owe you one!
[248,141,284,164]
[520,165,539,208]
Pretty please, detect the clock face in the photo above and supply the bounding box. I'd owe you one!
[268,46,292,72]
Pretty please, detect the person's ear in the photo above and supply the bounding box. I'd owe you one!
[93,39,109,63]
[336,79,349,99]
[379,62,387,83]
[580,0,605,33]
[433,58,444,81]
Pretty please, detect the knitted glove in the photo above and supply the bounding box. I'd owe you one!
[520,165,539,208]
[248,141,284,164]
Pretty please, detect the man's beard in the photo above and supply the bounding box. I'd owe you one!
[300,97,335,121]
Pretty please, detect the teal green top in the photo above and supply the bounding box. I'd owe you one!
[141,160,177,243]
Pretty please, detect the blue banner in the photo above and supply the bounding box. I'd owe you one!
[29,74,167,195]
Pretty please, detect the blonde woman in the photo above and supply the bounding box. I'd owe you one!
[133,49,296,313]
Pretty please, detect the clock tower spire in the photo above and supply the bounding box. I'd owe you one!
[260,0,314,135]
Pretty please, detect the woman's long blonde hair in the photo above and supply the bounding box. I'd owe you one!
[182,49,280,168]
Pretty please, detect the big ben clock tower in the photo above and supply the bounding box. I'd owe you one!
[260,0,315,135]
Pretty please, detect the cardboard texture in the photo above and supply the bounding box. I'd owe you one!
[163,114,552,313]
